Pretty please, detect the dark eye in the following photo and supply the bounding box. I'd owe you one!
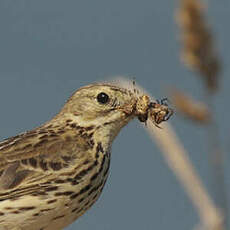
[97,92,109,104]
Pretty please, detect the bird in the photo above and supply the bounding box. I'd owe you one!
[0,82,172,230]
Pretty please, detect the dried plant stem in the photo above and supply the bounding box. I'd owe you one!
[205,93,228,227]
[118,78,223,230]
[146,121,223,230]
[170,88,210,123]
[176,0,226,227]
[177,0,220,93]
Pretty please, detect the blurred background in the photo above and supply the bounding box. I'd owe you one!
[0,0,229,229]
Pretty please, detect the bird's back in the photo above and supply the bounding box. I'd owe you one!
[0,122,111,230]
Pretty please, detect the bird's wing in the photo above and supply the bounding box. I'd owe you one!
[0,127,91,197]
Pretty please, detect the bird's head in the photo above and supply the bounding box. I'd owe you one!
[58,84,140,139]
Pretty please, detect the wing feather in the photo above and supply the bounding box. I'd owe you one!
[0,127,91,195]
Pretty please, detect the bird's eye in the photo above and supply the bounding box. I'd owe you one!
[97,92,109,104]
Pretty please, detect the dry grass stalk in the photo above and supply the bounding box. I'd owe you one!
[176,0,220,93]
[177,1,228,227]
[146,122,223,230]
[170,88,210,123]
[118,78,223,230]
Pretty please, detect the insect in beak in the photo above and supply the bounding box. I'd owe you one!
[137,97,174,128]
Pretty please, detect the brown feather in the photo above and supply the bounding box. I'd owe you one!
[0,123,94,194]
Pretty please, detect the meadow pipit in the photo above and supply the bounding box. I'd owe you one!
[0,82,173,230]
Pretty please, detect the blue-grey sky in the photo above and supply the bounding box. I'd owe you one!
[0,1,229,229]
